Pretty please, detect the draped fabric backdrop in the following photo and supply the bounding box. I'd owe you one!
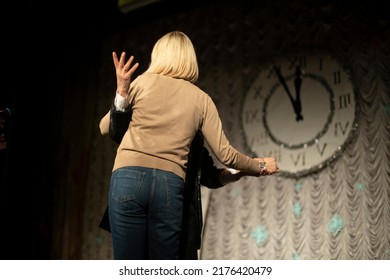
[81,0,390,259]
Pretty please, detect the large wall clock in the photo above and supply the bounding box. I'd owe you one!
[241,51,358,177]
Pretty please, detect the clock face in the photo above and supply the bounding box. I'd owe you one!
[241,51,358,177]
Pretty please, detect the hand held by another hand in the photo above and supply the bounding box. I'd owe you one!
[254,157,279,176]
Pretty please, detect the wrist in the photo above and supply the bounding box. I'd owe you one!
[258,158,267,173]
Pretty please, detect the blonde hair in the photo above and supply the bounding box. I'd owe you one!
[145,31,199,83]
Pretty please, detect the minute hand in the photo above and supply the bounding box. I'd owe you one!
[273,66,302,121]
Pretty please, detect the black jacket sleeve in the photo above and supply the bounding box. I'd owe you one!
[199,147,224,189]
[108,104,132,144]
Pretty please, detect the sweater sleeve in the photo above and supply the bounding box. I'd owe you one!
[99,110,110,135]
[200,96,260,175]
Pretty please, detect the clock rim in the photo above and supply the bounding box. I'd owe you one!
[240,49,359,178]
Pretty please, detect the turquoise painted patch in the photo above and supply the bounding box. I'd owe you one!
[293,202,303,218]
[355,183,365,191]
[327,214,345,236]
[251,225,268,246]
[292,252,301,260]
[294,182,303,192]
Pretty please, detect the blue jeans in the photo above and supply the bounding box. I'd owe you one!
[108,166,184,260]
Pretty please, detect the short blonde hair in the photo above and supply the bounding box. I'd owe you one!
[145,31,199,83]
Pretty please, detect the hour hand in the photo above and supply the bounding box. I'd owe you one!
[294,66,303,121]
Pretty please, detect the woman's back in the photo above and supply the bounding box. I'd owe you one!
[114,73,209,178]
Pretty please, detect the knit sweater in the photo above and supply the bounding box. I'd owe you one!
[100,73,260,179]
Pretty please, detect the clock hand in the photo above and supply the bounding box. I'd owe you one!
[273,66,301,120]
[294,66,303,121]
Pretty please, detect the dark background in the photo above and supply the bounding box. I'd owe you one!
[0,0,218,260]
[0,0,135,259]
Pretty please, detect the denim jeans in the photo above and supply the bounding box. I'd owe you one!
[108,166,184,259]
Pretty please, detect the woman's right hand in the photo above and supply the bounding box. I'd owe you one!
[255,157,279,175]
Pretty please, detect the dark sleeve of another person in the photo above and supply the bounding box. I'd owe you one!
[199,147,224,189]
[108,104,132,144]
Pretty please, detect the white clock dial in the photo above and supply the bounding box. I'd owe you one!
[241,52,357,177]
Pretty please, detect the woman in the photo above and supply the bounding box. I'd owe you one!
[99,105,269,259]
[104,31,279,259]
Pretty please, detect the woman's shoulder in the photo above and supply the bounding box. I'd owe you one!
[135,73,211,101]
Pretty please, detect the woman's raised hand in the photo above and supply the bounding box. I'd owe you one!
[112,52,139,98]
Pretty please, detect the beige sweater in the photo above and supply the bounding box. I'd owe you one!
[100,73,260,179]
